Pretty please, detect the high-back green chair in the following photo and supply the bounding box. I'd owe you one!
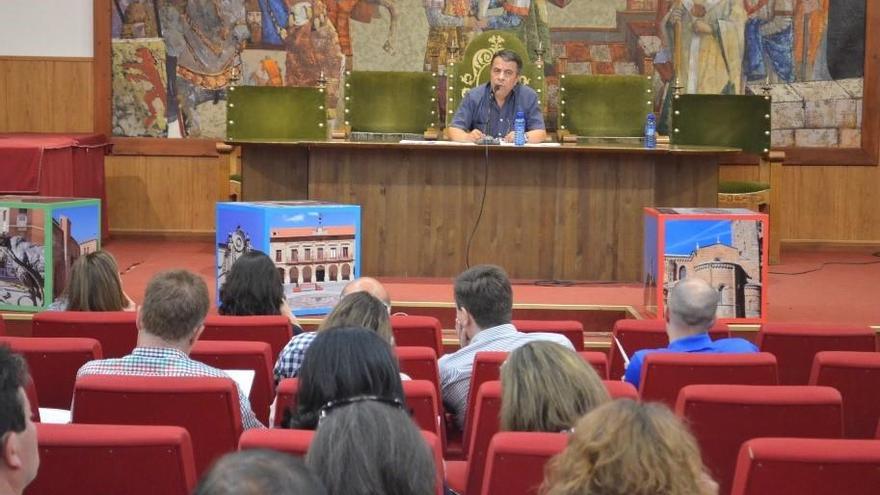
[342,70,439,140]
[556,74,654,142]
[226,85,328,141]
[445,30,546,128]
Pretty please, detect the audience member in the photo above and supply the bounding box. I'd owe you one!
[218,251,301,331]
[76,269,263,430]
[340,276,392,310]
[194,449,326,495]
[285,327,404,430]
[48,250,135,311]
[440,265,573,428]
[501,341,609,433]
[275,290,394,381]
[0,346,39,495]
[624,277,758,388]
[306,400,435,495]
[541,400,718,495]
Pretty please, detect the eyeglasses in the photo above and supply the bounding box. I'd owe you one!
[318,394,406,421]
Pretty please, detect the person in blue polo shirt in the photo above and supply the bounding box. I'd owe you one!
[624,277,758,389]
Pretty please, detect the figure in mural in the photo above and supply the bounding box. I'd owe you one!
[743,0,795,83]
[119,0,160,38]
[285,0,344,104]
[123,47,169,128]
[792,0,829,80]
[248,56,284,85]
[256,0,291,46]
[0,235,45,307]
[423,0,483,69]
[326,0,399,58]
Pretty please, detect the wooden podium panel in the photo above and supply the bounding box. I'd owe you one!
[238,142,730,281]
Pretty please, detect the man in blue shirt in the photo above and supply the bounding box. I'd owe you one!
[447,49,546,144]
[624,277,758,389]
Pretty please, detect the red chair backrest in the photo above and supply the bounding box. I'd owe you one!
[512,320,585,351]
[421,430,446,495]
[27,423,197,495]
[396,346,441,397]
[404,379,443,441]
[602,380,639,401]
[190,340,275,425]
[640,352,778,406]
[25,377,40,423]
[480,432,568,495]
[809,351,880,439]
[72,375,243,476]
[274,378,299,427]
[730,437,880,495]
[758,323,876,385]
[463,380,503,495]
[201,315,292,360]
[0,315,6,335]
[578,351,608,379]
[462,352,507,451]
[0,336,102,409]
[677,384,844,495]
[390,315,443,357]
[239,428,314,457]
[609,319,730,380]
[32,311,137,358]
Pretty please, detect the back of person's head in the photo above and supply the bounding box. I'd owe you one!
[0,346,38,491]
[218,250,284,316]
[501,341,609,432]
[306,400,435,495]
[194,449,326,495]
[667,277,719,333]
[139,270,209,343]
[340,277,391,309]
[65,250,128,311]
[454,264,513,329]
[288,327,404,430]
[542,400,715,495]
[318,291,393,344]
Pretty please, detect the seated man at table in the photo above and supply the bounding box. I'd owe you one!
[447,49,546,144]
[624,277,758,389]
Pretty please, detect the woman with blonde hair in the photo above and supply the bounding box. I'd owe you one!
[501,341,609,432]
[542,400,718,495]
[49,250,135,311]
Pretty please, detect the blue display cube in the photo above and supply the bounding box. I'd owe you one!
[0,196,101,312]
[216,200,362,316]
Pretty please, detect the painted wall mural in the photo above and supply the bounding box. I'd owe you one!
[110,0,866,147]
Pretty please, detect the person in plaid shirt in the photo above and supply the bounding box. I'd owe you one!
[76,269,263,430]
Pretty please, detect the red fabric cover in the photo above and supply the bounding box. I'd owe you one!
[396,345,441,397]
[0,336,102,409]
[602,380,639,400]
[758,323,876,385]
[578,351,608,379]
[391,315,444,357]
[731,437,880,495]
[448,380,502,495]
[461,352,507,454]
[640,352,778,406]
[480,432,568,495]
[25,377,40,422]
[32,311,137,359]
[190,339,275,425]
[27,423,196,495]
[0,315,7,335]
[274,377,300,427]
[404,379,443,441]
[202,315,292,359]
[72,375,243,476]
[239,428,314,456]
[809,351,880,439]
[421,431,446,495]
[512,320,585,351]
[676,384,844,495]
[609,319,730,380]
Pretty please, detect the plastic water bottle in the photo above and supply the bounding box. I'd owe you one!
[644,112,657,149]
[514,111,526,146]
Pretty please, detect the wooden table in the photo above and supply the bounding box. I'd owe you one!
[232,140,738,282]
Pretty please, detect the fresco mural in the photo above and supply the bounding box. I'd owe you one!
[110,0,867,148]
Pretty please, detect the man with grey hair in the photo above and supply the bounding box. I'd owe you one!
[623,277,758,389]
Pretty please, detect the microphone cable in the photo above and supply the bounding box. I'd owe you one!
[465,142,490,269]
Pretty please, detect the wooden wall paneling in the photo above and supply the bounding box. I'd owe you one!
[0,57,93,132]
[240,145,309,200]
[0,59,9,130]
[719,164,762,183]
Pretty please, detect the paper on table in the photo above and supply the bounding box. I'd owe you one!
[223,369,255,397]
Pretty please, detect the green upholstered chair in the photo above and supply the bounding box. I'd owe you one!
[556,74,654,142]
[225,85,328,141]
[341,70,439,140]
[444,30,546,130]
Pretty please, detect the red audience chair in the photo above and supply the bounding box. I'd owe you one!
[512,320,585,351]
[0,336,102,409]
[730,438,880,495]
[453,352,507,459]
[480,432,568,495]
[639,352,778,407]
[72,375,243,476]
[608,319,730,380]
[190,340,275,425]
[26,423,197,495]
[25,377,40,423]
[809,351,880,438]
[396,345,441,396]
[757,323,875,385]
[32,311,137,358]
[602,380,639,401]
[447,380,503,495]
[273,377,299,427]
[676,384,844,495]
[201,315,292,360]
[579,351,608,379]
[239,428,314,456]
[404,379,443,441]
[0,314,6,335]
[390,315,444,357]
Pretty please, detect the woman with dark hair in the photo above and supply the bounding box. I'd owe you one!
[285,327,404,430]
[49,250,136,311]
[218,250,300,330]
[307,400,436,495]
